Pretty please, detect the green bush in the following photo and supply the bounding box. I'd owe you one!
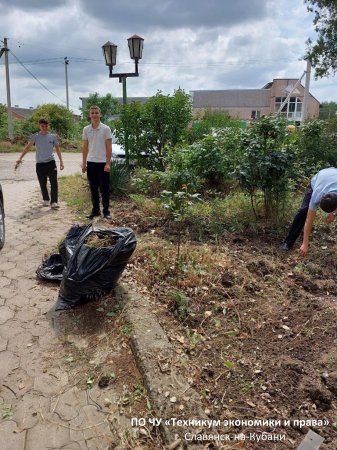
[293,119,337,178]
[234,115,295,219]
[130,168,164,196]
[185,110,242,144]
[165,128,244,193]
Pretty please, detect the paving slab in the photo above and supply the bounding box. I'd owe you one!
[0,156,163,449]
[1,153,206,448]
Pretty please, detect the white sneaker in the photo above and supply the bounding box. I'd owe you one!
[51,203,60,209]
[43,200,50,207]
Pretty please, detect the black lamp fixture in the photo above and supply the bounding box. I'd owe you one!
[102,35,144,168]
[102,35,144,80]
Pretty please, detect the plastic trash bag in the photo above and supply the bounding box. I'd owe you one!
[37,224,137,310]
[36,254,64,281]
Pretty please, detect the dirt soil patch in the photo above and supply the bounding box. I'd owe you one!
[106,197,337,449]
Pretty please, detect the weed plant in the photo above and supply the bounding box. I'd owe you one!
[109,160,130,195]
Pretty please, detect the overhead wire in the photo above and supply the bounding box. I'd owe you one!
[9,50,78,109]
[1,38,306,110]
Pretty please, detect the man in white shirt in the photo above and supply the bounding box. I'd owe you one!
[82,106,112,220]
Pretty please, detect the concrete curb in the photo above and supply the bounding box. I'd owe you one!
[116,283,219,449]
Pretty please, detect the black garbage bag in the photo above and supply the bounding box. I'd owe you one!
[54,224,137,310]
[36,254,64,281]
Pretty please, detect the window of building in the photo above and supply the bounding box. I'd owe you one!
[274,97,302,120]
[251,110,261,119]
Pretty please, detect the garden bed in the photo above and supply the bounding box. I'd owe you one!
[59,176,337,449]
[110,196,337,449]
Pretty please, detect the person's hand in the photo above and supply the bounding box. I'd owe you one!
[104,163,110,172]
[60,162,64,170]
[299,243,308,257]
[81,163,87,173]
[14,160,22,171]
[325,213,335,224]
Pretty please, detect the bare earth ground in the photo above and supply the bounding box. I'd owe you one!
[105,195,337,450]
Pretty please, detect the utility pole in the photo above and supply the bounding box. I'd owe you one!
[301,59,311,124]
[64,57,69,110]
[0,37,14,139]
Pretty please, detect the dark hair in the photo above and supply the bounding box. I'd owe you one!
[320,193,337,213]
[38,118,49,125]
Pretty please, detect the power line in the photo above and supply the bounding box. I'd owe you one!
[9,50,77,109]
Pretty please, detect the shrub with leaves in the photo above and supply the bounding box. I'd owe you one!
[130,168,164,196]
[235,115,295,218]
[294,119,337,178]
[115,89,192,171]
[166,128,244,192]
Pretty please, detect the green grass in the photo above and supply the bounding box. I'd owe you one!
[58,174,91,218]
[58,172,306,239]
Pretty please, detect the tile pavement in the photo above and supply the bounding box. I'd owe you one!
[0,180,127,450]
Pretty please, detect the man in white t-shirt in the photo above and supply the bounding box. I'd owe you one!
[82,105,112,220]
[280,167,337,256]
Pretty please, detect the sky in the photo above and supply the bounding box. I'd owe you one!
[0,0,336,116]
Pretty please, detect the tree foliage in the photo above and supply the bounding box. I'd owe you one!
[319,101,337,119]
[305,0,337,78]
[0,103,7,139]
[235,115,295,218]
[115,89,192,171]
[23,103,75,138]
[294,119,337,176]
[81,92,120,123]
[185,110,242,144]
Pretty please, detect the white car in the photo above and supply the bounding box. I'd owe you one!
[111,133,150,167]
[111,133,126,163]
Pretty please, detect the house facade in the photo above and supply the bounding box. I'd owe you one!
[191,78,320,122]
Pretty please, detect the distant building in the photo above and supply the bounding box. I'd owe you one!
[191,78,320,122]
[80,78,320,123]
[11,106,35,120]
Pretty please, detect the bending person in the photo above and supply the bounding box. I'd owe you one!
[280,167,337,256]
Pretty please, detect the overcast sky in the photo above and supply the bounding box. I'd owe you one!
[0,0,336,115]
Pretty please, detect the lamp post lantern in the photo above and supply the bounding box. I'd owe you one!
[102,35,144,167]
[102,35,144,104]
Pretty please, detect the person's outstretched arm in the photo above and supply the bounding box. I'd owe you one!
[15,141,33,169]
[55,144,64,170]
[299,209,316,257]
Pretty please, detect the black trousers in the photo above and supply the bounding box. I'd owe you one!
[36,160,58,203]
[284,184,313,248]
[86,162,110,216]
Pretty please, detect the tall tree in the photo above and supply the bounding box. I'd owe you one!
[81,93,120,123]
[23,104,75,138]
[305,0,337,78]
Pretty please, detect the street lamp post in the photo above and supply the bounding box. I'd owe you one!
[102,35,144,167]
